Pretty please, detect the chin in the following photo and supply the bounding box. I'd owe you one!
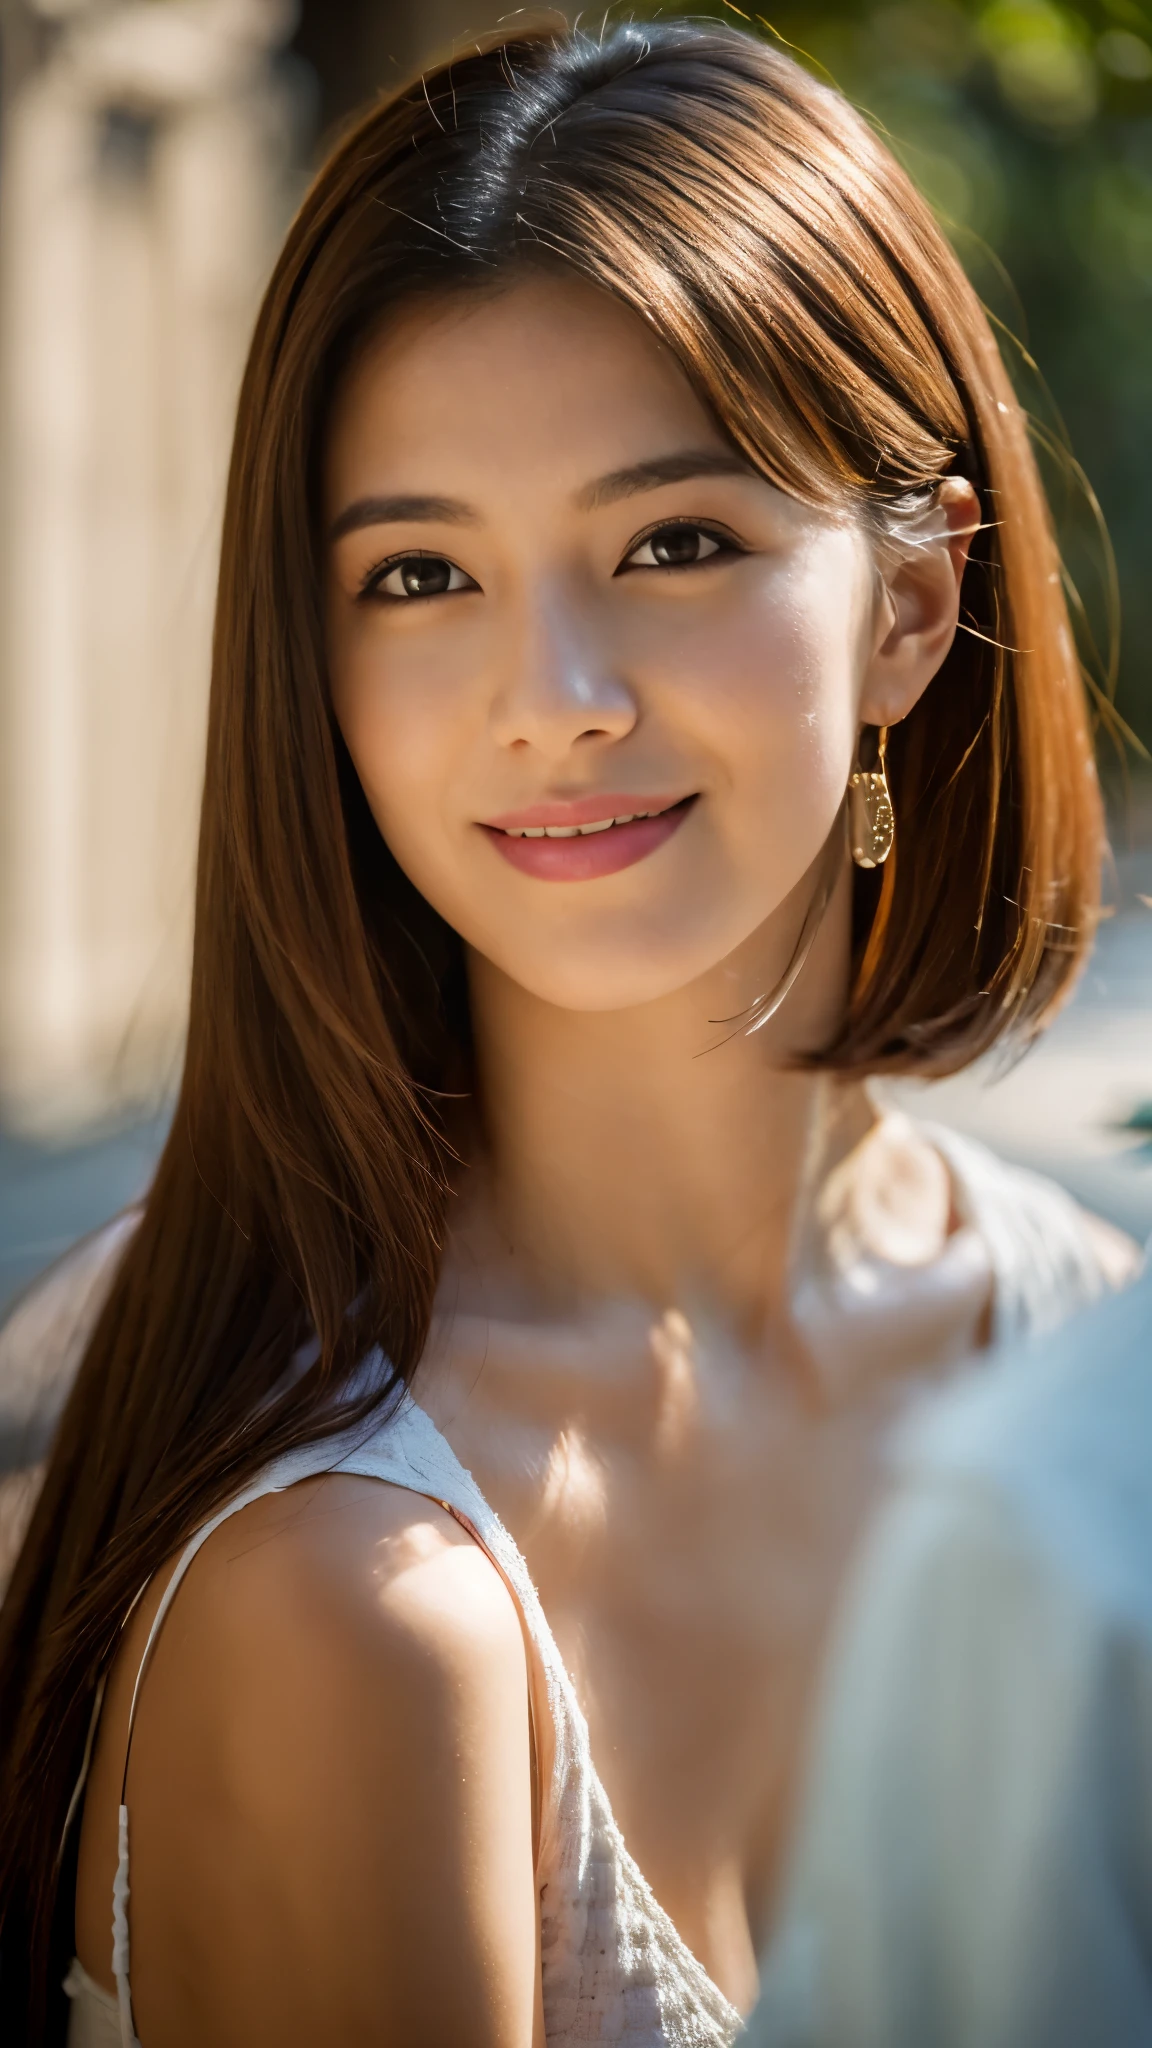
[482,920,760,1014]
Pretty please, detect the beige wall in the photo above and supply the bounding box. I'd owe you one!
[0,0,296,1135]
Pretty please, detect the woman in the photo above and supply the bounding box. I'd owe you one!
[0,19,1134,2046]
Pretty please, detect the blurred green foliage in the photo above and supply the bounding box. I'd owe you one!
[655,0,1152,747]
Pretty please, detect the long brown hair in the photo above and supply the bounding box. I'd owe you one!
[0,18,1101,2034]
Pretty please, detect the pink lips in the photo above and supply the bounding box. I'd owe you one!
[480,794,695,881]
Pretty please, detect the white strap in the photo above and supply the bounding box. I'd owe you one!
[112,1806,138,2048]
[112,1472,290,2043]
[58,1674,107,1871]
[118,1474,288,1802]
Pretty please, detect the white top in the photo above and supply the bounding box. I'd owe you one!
[751,1256,1152,2048]
[64,1389,743,2046]
[12,1123,1119,2046]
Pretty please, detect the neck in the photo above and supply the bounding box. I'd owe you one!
[458,857,874,1342]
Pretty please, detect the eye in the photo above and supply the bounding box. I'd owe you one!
[363,553,477,602]
[622,523,736,572]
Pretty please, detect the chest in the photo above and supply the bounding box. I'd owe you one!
[425,1308,914,1924]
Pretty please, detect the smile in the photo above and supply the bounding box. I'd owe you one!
[480,795,695,880]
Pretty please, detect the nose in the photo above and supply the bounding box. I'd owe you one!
[488,585,638,758]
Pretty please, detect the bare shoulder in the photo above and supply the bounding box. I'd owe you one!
[91,1476,541,2048]
[197,1470,526,1679]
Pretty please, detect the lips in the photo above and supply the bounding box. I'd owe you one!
[480,795,695,881]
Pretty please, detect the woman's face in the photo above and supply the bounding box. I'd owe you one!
[325,276,883,1012]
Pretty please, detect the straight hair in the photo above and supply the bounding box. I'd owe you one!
[0,18,1101,2035]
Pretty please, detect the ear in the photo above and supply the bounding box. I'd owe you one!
[858,478,980,729]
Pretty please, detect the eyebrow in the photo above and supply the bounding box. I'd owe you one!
[576,449,758,509]
[329,493,478,541]
[329,449,760,543]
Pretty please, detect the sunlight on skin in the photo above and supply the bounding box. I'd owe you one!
[320,274,983,2007]
[650,1309,701,1462]
[325,278,942,1019]
[324,273,979,1323]
[534,1426,609,1541]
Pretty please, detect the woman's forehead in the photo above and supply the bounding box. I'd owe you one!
[323,274,724,509]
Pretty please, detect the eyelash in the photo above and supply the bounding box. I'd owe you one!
[356,521,745,603]
[616,519,744,573]
[357,549,471,603]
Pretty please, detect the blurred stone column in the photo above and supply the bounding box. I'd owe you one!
[0,0,297,1136]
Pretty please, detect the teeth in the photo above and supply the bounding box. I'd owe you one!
[502,805,670,839]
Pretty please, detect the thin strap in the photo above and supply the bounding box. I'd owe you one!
[57,1570,151,1874]
[57,1675,107,1873]
[109,1457,543,2045]
[434,1496,542,1868]
[112,1473,292,2048]
[118,1475,290,1803]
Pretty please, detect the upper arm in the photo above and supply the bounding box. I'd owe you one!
[121,1479,542,2048]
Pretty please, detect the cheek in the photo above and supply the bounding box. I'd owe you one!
[328,610,479,861]
[322,537,873,1010]
[636,552,865,851]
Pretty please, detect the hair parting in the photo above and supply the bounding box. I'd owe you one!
[0,18,1102,2036]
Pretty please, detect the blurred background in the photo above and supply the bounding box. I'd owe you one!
[1,0,1151,1311]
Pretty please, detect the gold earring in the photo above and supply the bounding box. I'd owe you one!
[849,726,894,869]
